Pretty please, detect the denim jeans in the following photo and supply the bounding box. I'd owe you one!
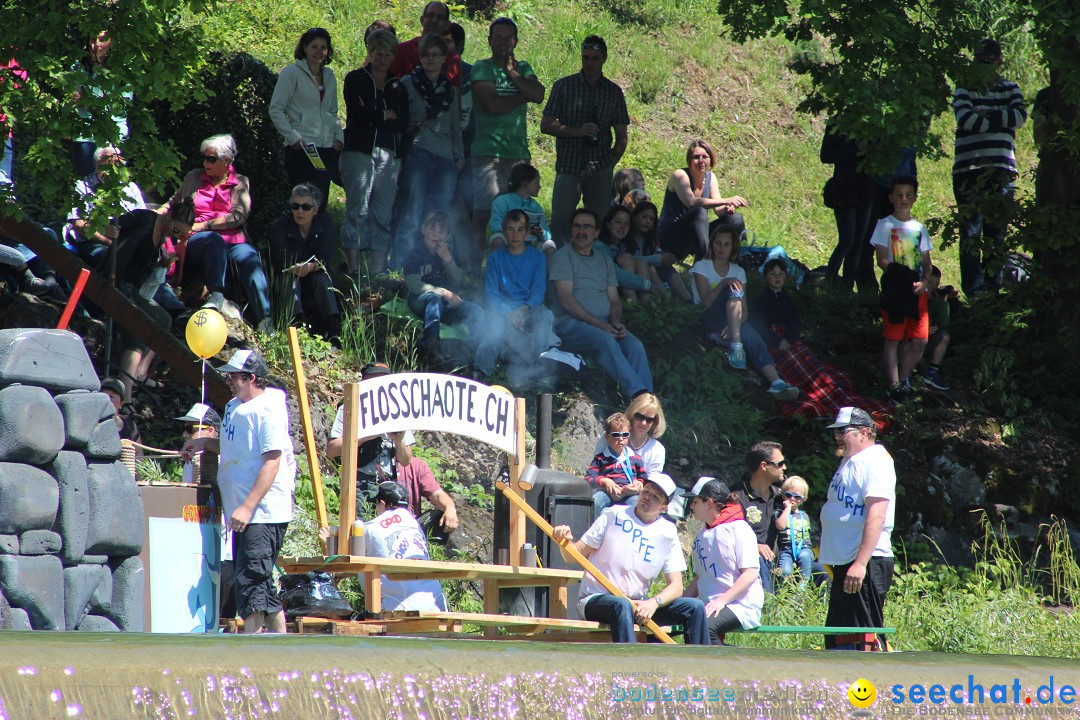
[953,168,1015,296]
[554,314,652,398]
[339,147,399,253]
[473,305,558,377]
[759,554,776,594]
[394,146,459,266]
[592,488,639,517]
[583,593,709,644]
[778,547,815,583]
[408,291,485,346]
[184,232,271,321]
[703,292,774,372]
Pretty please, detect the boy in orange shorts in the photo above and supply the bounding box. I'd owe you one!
[870,176,933,403]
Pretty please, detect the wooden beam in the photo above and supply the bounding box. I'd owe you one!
[507,396,527,566]
[337,382,360,556]
[0,213,231,406]
[496,482,677,644]
[286,327,327,529]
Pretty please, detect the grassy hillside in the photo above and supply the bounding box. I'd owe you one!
[196,0,1041,282]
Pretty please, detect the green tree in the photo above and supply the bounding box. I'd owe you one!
[0,0,212,230]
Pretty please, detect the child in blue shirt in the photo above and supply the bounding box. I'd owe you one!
[772,476,814,586]
[488,163,555,256]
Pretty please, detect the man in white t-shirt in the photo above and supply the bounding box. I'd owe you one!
[182,350,296,634]
[553,473,707,644]
[364,482,448,612]
[682,477,763,644]
[176,402,235,620]
[819,406,896,650]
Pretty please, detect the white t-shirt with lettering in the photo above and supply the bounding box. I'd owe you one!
[819,443,896,565]
[218,388,296,524]
[691,519,763,629]
[364,507,447,612]
[577,505,686,614]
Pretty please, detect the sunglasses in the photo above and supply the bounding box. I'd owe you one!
[833,426,861,436]
[290,202,315,211]
[203,155,221,163]
[184,424,213,433]
[764,459,787,468]
[608,431,630,439]
[784,491,804,501]
[633,412,657,424]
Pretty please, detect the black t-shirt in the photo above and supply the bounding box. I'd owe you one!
[733,479,783,549]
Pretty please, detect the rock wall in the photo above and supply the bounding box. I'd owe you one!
[0,329,144,631]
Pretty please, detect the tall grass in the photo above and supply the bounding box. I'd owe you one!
[735,514,1080,658]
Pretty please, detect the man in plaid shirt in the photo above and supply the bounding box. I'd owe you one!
[541,35,630,244]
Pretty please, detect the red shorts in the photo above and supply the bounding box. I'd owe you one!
[882,292,929,341]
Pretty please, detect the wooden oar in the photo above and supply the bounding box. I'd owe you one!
[496,481,676,644]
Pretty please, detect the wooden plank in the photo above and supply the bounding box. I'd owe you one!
[278,555,584,581]
[380,611,603,630]
[287,327,328,530]
[337,383,360,555]
[0,214,232,406]
[482,579,500,639]
[508,396,527,566]
[495,483,677,645]
[363,569,382,614]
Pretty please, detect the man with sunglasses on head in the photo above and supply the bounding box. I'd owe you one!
[732,441,786,594]
[820,407,895,651]
[540,35,629,244]
[181,350,296,634]
[176,402,235,621]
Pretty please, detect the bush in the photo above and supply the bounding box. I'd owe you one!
[151,51,289,250]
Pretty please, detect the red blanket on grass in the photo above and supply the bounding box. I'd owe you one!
[768,338,892,430]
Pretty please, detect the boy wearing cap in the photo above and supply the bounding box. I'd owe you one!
[177,402,235,620]
[682,477,763,643]
[553,473,708,644]
[181,350,297,634]
[820,406,896,650]
[364,481,448,612]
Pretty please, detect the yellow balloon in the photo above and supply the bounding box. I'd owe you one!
[185,308,228,359]
[489,384,514,397]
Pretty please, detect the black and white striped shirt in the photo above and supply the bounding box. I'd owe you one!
[952,77,1027,176]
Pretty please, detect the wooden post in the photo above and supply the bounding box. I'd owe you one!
[506,396,528,567]
[337,382,360,555]
[286,327,327,530]
[496,482,676,644]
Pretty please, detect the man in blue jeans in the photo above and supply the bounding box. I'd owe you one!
[553,473,708,644]
[548,207,652,399]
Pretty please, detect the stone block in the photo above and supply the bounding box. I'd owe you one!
[0,385,65,464]
[76,614,120,632]
[56,391,114,450]
[88,565,113,615]
[85,418,123,460]
[107,555,144,632]
[0,554,65,630]
[0,590,9,629]
[0,463,59,534]
[64,564,110,631]
[18,530,61,555]
[85,461,144,557]
[0,534,17,555]
[47,451,89,566]
[0,329,99,392]
[9,607,31,630]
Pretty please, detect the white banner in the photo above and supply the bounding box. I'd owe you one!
[345,373,517,455]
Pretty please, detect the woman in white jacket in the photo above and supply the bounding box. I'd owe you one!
[269,28,344,213]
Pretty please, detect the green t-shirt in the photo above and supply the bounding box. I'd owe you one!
[928,296,950,332]
[470,58,536,159]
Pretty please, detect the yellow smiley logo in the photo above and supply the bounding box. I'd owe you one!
[848,678,877,709]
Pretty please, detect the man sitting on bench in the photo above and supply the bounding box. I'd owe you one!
[365,482,448,612]
[553,473,708,644]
